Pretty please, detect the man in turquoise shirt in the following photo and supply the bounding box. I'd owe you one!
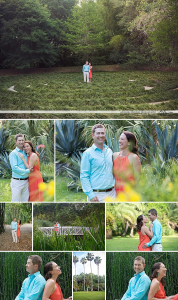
[9,133,32,202]
[15,255,46,300]
[10,217,17,243]
[80,124,116,202]
[82,61,90,83]
[121,256,151,300]
[143,208,162,251]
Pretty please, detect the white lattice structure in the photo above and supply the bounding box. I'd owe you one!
[39,226,98,236]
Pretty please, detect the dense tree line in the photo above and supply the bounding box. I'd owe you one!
[0,0,177,69]
[74,273,105,291]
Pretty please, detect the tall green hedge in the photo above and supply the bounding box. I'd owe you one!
[0,252,72,300]
[106,252,178,300]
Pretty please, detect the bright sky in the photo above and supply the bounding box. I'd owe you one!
[73,252,106,276]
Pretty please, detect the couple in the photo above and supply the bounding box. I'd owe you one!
[15,255,72,300]
[54,222,60,232]
[121,256,178,300]
[10,217,21,243]
[82,61,92,83]
[9,133,44,202]
[137,209,162,252]
[80,124,141,202]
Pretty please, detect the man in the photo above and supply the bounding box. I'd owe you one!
[10,217,17,243]
[9,133,32,202]
[82,61,90,83]
[121,256,151,300]
[142,208,162,251]
[80,124,116,202]
[15,255,46,300]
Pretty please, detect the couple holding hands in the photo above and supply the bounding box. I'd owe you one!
[15,255,72,300]
[9,133,44,202]
[80,123,141,202]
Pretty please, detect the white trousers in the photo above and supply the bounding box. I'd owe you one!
[12,230,17,243]
[11,178,29,202]
[152,244,163,251]
[87,188,116,202]
[83,72,89,83]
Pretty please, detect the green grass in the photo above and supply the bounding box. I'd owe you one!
[73,291,105,300]
[1,71,178,110]
[56,176,87,202]
[0,178,54,202]
[106,235,178,251]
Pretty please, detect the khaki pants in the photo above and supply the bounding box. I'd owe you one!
[87,188,116,202]
[12,229,17,243]
[84,72,89,83]
[11,178,29,202]
[152,244,163,251]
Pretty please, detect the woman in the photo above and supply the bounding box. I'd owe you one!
[19,141,44,202]
[17,219,21,243]
[137,215,153,251]
[89,63,92,83]
[113,131,141,195]
[42,261,72,300]
[148,262,178,300]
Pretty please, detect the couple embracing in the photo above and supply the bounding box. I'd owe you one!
[137,209,162,252]
[9,133,44,202]
[80,123,141,202]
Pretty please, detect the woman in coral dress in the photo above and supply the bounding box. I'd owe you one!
[148,262,178,300]
[89,63,92,82]
[137,215,153,251]
[43,261,72,300]
[113,131,141,195]
[19,141,44,202]
[17,219,21,243]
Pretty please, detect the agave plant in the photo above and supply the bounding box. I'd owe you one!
[62,153,82,192]
[0,152,11,178]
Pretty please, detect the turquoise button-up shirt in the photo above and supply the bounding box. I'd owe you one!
[82,64,90,72]
[9,147,30,179]
[15,271,46,300]
[10,221,17,230]
[146,218,162,247]
[80,144,115,199]
[121,271,151,300]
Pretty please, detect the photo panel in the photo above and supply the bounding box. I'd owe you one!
[0,120,54,202]
[0,203,32,251]
[0,252,72,300]
[106,252,178,300]
[73,251,105,300]
[33,203,105,251]
[55,119,178,202]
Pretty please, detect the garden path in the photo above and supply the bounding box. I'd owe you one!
[0,224,32,251]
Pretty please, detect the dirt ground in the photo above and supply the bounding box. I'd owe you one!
[0,224,32,251]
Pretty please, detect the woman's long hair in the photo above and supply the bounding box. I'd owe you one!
[25,141,39,156]
[150,262,165,286]
[123,131,139,156]
[18,220,21,225]
[137,215,144,232]
[44,261,60,285]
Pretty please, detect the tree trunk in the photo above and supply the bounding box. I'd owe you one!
[0,203,5,234]
[130,226,134,237]
[121,221,129,237]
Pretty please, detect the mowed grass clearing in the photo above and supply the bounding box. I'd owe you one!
[56,176,87,202]
[73,291,105,300]
[1,71,178,110]
[106,235,178,251]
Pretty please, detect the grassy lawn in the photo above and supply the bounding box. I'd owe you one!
[1,71,178,110]
[56,176,87,202]
[73,291,105,300]
[0,179,54,202]
[106,235,178,251]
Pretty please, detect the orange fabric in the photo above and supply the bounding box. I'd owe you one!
[50,283,63,300]
[138,231,151,251]
[28,156,44,202]
[154,281,166,298]
[17,224,20,237]
[89,66,92,78]
[173,295,178,300]
[113,152,135,194]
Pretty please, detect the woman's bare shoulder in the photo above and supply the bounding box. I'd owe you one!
[113,152,120,160]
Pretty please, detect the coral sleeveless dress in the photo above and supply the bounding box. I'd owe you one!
[50,283,63,300]
[154,280,178,300]
[113,152,135,194]
[17,224,20,237]
[138,231,151,251]
[28,155,44,202]
[89,66,92,78]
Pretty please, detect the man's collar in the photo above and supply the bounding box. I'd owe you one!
[92,144,108,150]
[15,147,24,152]
[152,218,157,224]
[134,271,145,277]
[28,271,40,278]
